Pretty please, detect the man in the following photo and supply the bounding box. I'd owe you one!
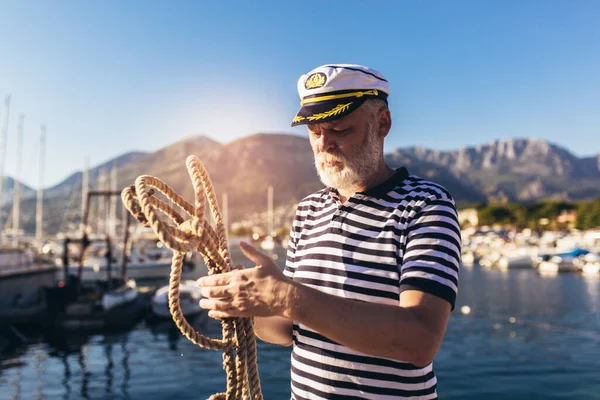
[198,64,461,399]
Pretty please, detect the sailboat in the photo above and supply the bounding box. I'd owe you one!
[0,107,58,326]
[43,187,148,332]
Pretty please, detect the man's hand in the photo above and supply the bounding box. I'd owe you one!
[197,241,293,320]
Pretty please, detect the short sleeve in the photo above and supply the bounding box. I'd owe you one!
[399,197,461,310]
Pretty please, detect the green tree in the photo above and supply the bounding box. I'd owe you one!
[576,199,600,230]
[478,205,515,226]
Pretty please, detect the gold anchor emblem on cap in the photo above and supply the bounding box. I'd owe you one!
[305,72,327,89]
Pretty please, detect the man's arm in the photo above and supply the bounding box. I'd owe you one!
[199,242,453,365]
[283,284,450,366]
[253,316,293,346]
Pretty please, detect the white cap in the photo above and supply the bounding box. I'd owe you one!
[291,64,390,127]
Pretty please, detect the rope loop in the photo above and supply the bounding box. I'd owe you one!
[121,156,263,400]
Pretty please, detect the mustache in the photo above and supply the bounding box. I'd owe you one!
[317,152,346,164]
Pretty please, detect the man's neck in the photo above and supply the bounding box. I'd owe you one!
[336,163,395,203]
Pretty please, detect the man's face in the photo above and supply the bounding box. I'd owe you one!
[307,104,383,192]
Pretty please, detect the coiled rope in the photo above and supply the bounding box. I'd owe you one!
[120,155,263,400]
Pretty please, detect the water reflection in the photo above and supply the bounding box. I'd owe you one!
[120,340,131,399]
[538,269,559,278]
[101,335,132,400]
[35,344,46,400]
[147,312,209,351]
[10,360,22,400]
[104,342,114,398]
[61,350,72,400]
[2,261,599,400]
[0,330,38,400]
[581,273,599,308]
[41,330,134,400]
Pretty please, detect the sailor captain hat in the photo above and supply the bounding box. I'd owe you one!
[291,64,390,127]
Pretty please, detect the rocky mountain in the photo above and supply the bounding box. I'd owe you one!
[2,134,321,235]
[4,135,599,236]
[388,138,600,202]
[45,151,150,197]
[0,176,35,200]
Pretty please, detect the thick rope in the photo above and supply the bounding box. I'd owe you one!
[121,156,263,400]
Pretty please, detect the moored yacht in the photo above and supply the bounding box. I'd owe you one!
[0,247,57,325]
[537,248,589,273]
[580,253,600,276]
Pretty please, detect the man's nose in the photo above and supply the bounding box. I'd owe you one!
[317,132,336,153]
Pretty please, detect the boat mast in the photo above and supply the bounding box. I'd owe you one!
[81,157,89,233]
[267,185,273,236]
[0,95,10,222]
[12,114,23,247]
[36,125,46,242]
[97,169,106,234]
[109,163,117,239]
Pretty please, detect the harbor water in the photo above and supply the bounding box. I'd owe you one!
[1,249,599,399]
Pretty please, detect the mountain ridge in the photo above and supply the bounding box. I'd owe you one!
[4,134,599,235]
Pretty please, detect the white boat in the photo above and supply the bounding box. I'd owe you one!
[150,280,204,319]
[57,236,207,283]
[580,253,600,276]
[101,279,138,311]
[497,254,534,269]
[0,247,58,323]
[538,256,579,273]
[50,277,147,331]
[537,248,589,273]
[0,98,59,324]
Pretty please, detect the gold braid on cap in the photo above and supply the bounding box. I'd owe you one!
[301,89,379,106]
[306,102,352,122]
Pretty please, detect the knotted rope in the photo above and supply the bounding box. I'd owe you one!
[121,155,263,400]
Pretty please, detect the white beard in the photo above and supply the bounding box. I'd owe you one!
[314,123,383,193]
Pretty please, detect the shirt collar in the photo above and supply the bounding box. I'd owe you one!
[326,167,409,199]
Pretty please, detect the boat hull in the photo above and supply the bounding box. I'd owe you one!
[53,296,148,331]
[538,260,579,273]
[0,264,57,325]
[498,255,534,269]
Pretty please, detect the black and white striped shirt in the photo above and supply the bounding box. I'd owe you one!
[284,167,461,399]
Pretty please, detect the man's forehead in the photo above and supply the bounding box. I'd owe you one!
[309,120,344,130]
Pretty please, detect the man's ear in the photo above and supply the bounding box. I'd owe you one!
[377,108,392,138]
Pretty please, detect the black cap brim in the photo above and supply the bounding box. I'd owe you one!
[290,98,368,127]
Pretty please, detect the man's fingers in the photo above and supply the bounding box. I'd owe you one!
[200,286,230,299]
[199,298,232,311]
[197,270,235,287]
[240,241,268,266]
[208,310,239,320]
[200,299,245,320]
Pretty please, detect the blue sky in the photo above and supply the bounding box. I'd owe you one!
[1,0,599,188]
